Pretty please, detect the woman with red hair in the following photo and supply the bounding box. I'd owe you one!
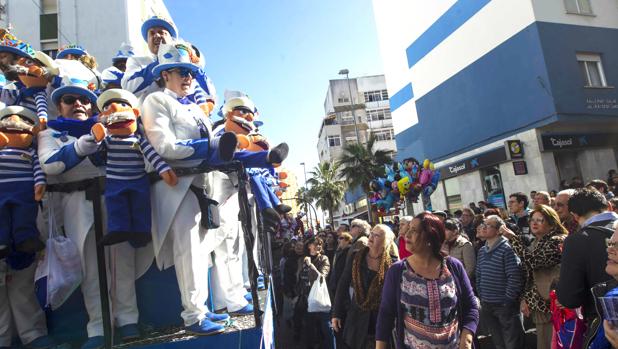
[376,213,479,349]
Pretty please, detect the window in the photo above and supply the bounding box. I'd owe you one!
[337,97,349,103]
[366,108,392,121]
[373,129,394,141]
[41,41,58,59]
[328,135,341,147]
[444,178,462,211]
[577,53,608,87]
[564,0,593,15]
[339,111,355,124]
[40,0,58,41]
[363,89,389,102]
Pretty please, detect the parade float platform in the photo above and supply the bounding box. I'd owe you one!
[36,264,273,349]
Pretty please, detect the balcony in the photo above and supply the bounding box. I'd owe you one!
[367,119,393,129]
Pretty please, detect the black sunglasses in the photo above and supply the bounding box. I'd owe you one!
[169,68,195,78]
[233,106,254,115]
[61,95,91,105]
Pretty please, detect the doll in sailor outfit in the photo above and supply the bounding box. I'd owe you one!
[0,105,54,349]
[0,106,46,259]
[90,89,178,247]
[0,33,58,126]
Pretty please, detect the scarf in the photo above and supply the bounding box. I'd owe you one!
[47,116,98,138]
[351,246,391,312]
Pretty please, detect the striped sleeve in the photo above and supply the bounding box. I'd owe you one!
[31,149,46,185]
[139,135,170,174]
[34,91,48,122]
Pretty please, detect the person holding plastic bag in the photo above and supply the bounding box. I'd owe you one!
[292,236,334,349]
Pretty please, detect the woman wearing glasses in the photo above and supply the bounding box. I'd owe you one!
[501,205,567,349]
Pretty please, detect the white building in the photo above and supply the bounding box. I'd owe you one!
[372,0,618,213]
[317,74,397,224]
[0,0,170,66]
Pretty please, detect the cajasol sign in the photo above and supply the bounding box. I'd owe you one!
[541,133,618,151]
[438,147,508,180]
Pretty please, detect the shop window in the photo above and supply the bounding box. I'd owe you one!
[443,177,462,211]
[482,166,506,208]
[564,0,593,15]
[577,53,608,88]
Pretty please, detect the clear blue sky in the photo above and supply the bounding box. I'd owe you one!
[166,0,384,181]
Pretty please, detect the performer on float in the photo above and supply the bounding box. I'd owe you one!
[38,74,140,348]
[101,43,134,89]
[90,88,178,247]
[57,44,100,75]
[208,92,289,312]
[0,105,55,349]
[140,42,241,335]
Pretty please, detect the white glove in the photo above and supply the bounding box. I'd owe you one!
[74,134,100,156]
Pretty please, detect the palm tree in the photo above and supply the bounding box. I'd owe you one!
[295,187,313,229]
[338,135,392,223]
[307,161,346,225]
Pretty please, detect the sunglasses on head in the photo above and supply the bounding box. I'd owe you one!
[169,68,195,78]
[61,95,91,105]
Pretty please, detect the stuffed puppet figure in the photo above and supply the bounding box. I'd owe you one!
[0,106,45,259]
[15,51,59,127]
[91,89,177,247]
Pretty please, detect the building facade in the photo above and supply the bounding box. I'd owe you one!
[372,0,618,212]
[317,74,397,224]
[0,0,170,67]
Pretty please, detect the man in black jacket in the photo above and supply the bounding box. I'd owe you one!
[557,188,618,326]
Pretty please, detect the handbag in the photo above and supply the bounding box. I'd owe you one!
[307,275,331,313]
[35,194,83,310]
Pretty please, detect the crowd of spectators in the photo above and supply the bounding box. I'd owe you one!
[274,171,618,349]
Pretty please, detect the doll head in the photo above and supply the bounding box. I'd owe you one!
[97,89,140,137]
[0,106,38,148]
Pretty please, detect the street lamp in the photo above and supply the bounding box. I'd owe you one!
[338,68,361,143]
[300,162,314,232]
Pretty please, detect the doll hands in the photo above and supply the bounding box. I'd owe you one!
[0,132,7,147]
[90,123,107,142]
[34,184,46,201]
[236,134,250,149]
[160,169,178,187]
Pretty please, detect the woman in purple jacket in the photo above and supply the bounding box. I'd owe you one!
[376,212,479,349]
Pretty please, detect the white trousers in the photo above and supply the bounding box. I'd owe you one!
[210,186,249,312]
[170,189,211,326]
[0,261,47,347]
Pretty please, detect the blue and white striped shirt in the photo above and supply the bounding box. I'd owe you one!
[0,147,46,185]
[1,85,49,122]
[103,134,170,180]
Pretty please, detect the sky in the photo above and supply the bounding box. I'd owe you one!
[166,0,384,184]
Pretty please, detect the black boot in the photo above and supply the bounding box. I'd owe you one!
[276,204,292,214]
[261,207,281,233]
[267,143,289,164]
[214,132,238,163]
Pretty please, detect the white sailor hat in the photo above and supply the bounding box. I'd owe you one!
[97,88,138,111]
[0,105,37,124]
[152,43,200,77]
[112,43,135,63]
[51,76,98,105]
[222,90,257,117]
[141,15,178,41]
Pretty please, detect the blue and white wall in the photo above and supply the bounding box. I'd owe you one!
[372,0,618,162]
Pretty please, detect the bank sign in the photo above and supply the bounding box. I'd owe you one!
[541,133,618,151]
[439,147,508,180]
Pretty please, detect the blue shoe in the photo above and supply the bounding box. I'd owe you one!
[206,312,230,323]
[244,292,253,302]
[231,303,254,315]
[185,319,225,336]
[117,323,140,341]
[257,275,266,290]
[81,336,104,349]
[26,335,55,348]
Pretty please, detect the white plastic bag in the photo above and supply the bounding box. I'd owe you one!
[307,275,331,313]
[35,194,82,310]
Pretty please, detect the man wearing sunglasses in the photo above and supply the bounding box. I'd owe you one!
[122,16,215,111]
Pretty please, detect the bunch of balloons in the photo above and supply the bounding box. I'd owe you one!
[369,157,441,212]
